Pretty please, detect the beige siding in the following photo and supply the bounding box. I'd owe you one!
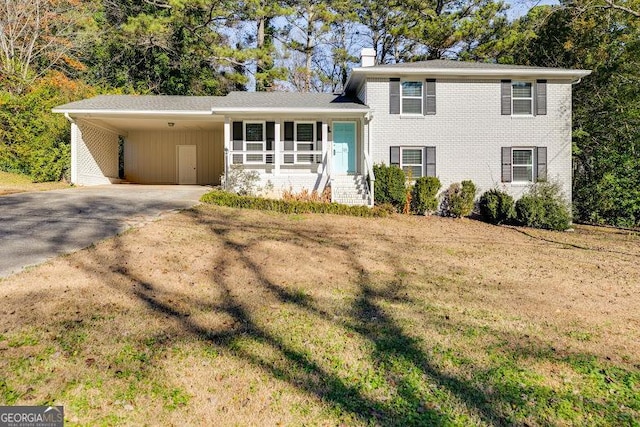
[124,128,223,184]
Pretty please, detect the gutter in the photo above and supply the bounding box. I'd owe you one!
[211,107,369,114]
[52,109,214,116]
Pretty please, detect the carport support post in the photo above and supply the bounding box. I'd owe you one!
[274,121,281,175]
[223,117,231,190]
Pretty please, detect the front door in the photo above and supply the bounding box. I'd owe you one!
[178,145,197,184]
[333,122,356,174]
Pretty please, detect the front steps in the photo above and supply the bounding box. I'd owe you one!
[332,175,371,206]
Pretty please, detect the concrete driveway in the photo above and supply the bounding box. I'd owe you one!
[0,185,210,278]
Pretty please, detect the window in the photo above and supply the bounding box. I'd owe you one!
[295,122,315,163]
[244,122,265,163]
[401,148,423,178]
[512,82,533,115]
[401,81,423,115]
[512,149,534,182]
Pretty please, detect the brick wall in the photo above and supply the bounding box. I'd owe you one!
[366,77,573,201]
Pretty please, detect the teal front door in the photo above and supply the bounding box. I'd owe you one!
[333,122,356,174]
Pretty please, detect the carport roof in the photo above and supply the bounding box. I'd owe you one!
[52,95,222,115]
[53,92,369,115]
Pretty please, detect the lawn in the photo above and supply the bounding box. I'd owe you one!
[0,170,70,195]
[0,205,638,426]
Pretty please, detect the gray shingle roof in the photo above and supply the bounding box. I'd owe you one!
[53,92,367,114]
[215,92,365,110]
[53,95,222,113]
[367,59,577,72]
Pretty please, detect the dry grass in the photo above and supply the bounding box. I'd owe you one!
[0,171,70,196]
[0,206,639,426]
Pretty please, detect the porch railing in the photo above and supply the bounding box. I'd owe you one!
[228,150,324,166]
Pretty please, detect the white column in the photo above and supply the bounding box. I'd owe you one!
[274,121,281,175]
[223,117,231,185]
[322,121,329,177]
[70,122,79,184]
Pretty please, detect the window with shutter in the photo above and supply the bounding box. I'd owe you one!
[512,82,533,115]
[295,122,316,164]
[244,122,265,163]
[512,148,534,182]
[401,148,423,178]
[401,81,423,115]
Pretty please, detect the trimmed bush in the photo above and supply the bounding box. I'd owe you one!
[411,176,441,215]
[479,189,515,224]
[201,190,389,217]
[441,180,477,218]
[373,163,406,210]
[514,180,572,231]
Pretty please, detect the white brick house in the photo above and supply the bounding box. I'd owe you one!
[53,51,590,206]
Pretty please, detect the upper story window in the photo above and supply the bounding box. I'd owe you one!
[401,81,423,115]
[512,82,533,115]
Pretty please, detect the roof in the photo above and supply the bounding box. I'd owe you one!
[345,59,592,94]
[52,95,222,115]
[53,92,368,115]
[213,92,367,112]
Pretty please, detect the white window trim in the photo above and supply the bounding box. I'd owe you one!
[294,121,316,164]
[400,81,423,116]
[511,81,534,116]
[243,121,266,164]
[512,147,534,183]
[400,146,423,179]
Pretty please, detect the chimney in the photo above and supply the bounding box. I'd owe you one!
[360,48,376,67]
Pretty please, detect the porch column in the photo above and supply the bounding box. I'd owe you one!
[274,121,281,175]
[322,121,329,177]
[223,116,230,187]
[70,122,79,184]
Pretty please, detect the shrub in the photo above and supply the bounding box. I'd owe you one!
[478,189,515,224]
[220,165,260,196]
[282,187,331,203]
[201,190,390,218]
[411,176,441,215]
[514,180,572,231]
[373,164,406,210]
[441,180,477,218]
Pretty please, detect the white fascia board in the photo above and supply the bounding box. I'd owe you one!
[51,109,213,116]
[350,68,592,79]
[212,107,369,114]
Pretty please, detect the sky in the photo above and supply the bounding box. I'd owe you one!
[507,0,560,19]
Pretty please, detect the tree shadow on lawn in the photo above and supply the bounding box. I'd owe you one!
[13,207,636,425]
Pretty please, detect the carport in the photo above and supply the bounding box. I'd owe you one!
[53,96,224,186]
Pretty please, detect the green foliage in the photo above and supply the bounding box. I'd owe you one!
[515,181,572,231]
[479,189,515,224]
[441,180,477,218]
[201,190,388,217]
[509,3,640,227]
[411,176,441,215]
[0,73,94,182]
[373,164,406,211]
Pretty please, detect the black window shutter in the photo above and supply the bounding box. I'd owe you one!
[232,121,243,150]
[536,80,547,115]
[390,78,400,114]
[501,80,511,115]
[536,147,547,181]
[425,79,436,115]
[284,122,294,141]
[425,146,436,177]
[232,121,243,141]
[266,122,275,150]
[390,146,400,166]
[501,147,512,182]
[316,122,323,142]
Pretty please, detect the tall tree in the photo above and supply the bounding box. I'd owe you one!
[0,0,92,94]
[511,2,640,226]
